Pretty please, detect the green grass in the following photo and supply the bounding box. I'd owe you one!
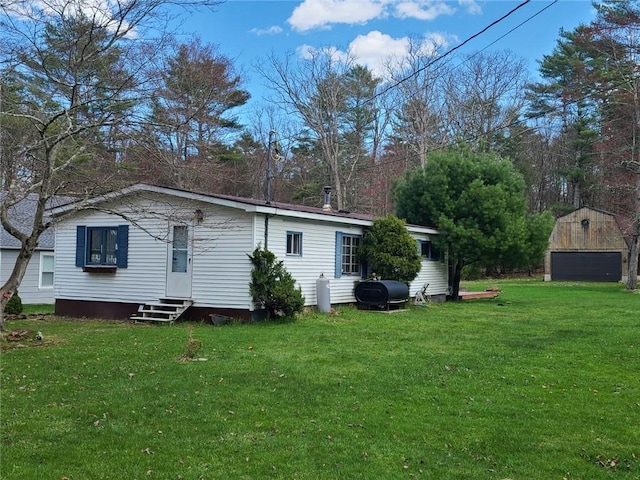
[21,304,55,315]
[1,280,639,479]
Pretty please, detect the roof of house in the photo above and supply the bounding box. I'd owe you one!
[48,183,439,234]
[1,192,72,249]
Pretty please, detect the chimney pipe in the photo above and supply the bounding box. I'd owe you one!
[322,186,332,211]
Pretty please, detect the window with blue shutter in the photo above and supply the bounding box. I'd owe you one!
[335,231,363,278]
[75,226,86,267]
[75,225,129,269]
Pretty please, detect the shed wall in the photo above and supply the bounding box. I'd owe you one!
[544,207,628,282]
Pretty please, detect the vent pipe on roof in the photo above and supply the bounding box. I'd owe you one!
[322,186,332,211]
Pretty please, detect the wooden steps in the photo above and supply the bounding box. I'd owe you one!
[130,298,193,323]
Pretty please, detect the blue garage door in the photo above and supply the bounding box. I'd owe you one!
[551,252,622,282]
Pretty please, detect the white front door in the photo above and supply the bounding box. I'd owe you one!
[166,224,192,298]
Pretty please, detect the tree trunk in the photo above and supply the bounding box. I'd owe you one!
[450,259,463,302]
[628,219,639,291]
[0,244,34,330]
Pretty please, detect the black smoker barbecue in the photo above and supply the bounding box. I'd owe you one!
[354,280,409,310]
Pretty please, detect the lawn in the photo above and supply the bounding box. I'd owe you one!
[1,280,639,479]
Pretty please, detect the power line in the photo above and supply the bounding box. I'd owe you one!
[367,0,534,104]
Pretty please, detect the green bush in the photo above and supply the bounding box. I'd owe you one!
[5,291,23,315]
[248,246,305,320]
[359,215,421,285]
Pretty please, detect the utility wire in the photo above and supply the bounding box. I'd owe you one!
[367,0,533,104]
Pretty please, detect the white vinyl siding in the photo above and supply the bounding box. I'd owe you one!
[55,209,168,304]
[0,248,55,304]
[268,217,365,306]
[55,195,256,311]
[51,185,449,312]
[190,208,254,310]
[409,234,449,297]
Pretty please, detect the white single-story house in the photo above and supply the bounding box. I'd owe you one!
[1,193,56,304]
[48,184,448,321]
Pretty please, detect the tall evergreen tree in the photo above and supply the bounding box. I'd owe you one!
[394,147,554,299]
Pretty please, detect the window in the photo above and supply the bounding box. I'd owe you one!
[39,253,54,288]
[89,227,118,265]
[419,240,442,261]
[335,232,362,277]
[171,225,189,273]
[286,231,302,256]
[76,225,129,269]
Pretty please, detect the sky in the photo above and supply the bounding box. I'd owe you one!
[177,0,598,116]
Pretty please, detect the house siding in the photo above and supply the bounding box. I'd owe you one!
[50,185,449,319]
[1,248,55,304]
[190,206,255,310]
[267,216,365,306]
[55,208,169,304]
[54,195,258,311]
[409,234,449,299]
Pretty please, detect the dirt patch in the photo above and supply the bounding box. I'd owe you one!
[0,328,59,350]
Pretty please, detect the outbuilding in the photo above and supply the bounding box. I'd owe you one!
[544,207,628,283]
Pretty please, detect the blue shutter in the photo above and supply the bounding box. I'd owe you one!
[360,256,368,279]
[75,226,86,267]
[116,225,129,268]
[334,231,343,278]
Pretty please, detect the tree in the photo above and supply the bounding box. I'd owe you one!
[0,0,222,329]
[444,51,529,152]
[526,0,640,290]
[393,147,554,299]
[527,28,602,210]
[388,37,451,168]
[256,50,388,211]
[248,246,305,320]
[359,215,421,285]
[140,37,249,190]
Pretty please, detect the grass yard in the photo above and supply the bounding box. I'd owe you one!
[1,280,639,479]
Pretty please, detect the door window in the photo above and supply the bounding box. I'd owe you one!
[172,226,188,273]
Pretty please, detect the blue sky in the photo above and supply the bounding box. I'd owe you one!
[180,0,597,113]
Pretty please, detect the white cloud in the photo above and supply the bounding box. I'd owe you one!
[420,31,455,54]
[287,0,475,31]
[348,31,410,77]
[288,0,389,32]
[295,30,454,79]
[250,26,284,36]
[394,1,455,21]
[458,0,482,15]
